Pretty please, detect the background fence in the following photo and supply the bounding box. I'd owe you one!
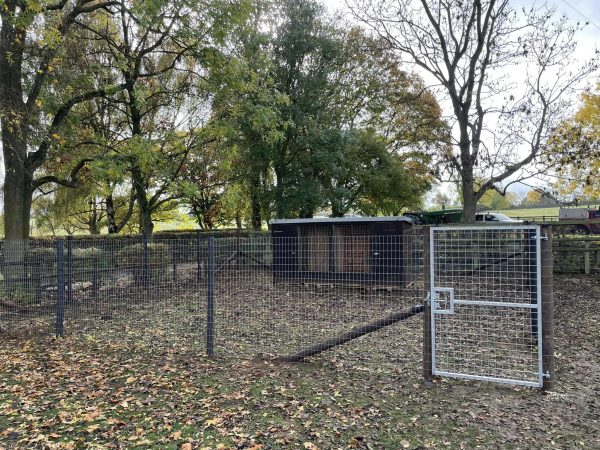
[553,236,600,274]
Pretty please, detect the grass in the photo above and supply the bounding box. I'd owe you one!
[498,207,560,218]
[498,205,600,219]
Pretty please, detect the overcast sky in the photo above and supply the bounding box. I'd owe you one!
[324,0,600,55]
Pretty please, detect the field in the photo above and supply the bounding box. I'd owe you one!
[1,273,599,449]
[498,207,560,219]
[498,205,600,220]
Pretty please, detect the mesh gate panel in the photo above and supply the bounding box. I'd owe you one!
[430,226,542,386]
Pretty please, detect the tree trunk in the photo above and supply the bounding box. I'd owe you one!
[202,209,214,230]
[106,194,118,234]
[2,149,32,285]
[277,304,424,362]
[330,198,344,217]
[139,209,154,237]
[250,176,262,230]
[274,166,286,219]
[1,8,31,241]
[460,145,477,222]
[131,165,154,238]
[3,152,33,241]
[89,217,100,235]
[126,81,155,238]
[462,179,477,223]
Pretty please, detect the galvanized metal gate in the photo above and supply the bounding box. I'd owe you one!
[429,225,544,387]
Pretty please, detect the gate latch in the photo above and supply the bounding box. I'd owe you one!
[432,287,455,314]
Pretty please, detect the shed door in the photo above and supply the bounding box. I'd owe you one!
[370,222,403,282]
[272,224,298,275]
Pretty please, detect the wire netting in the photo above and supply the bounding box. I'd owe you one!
[430,226,542,385]
[0,226,549,384]
[0,231,424,368]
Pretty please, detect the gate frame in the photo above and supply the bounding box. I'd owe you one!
[422,224,554,389]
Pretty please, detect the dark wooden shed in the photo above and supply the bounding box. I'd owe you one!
[270,216,414,285]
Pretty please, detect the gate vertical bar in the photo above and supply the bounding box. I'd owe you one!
[526,228,538,337]
[541,225,555,390]
[66,236,73,305]
[55,239,65,337]
[206,236,215,357]
[422,226,433,380]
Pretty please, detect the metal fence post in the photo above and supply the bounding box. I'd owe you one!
[66,236,73,305]
[206,236,215,356]
[422,226,433,381]
[541,225,555,391]
[196,231,202,284]
[142,233,149,288]
[172,242,177,282]
[33,258,43,305]
[55,239,65,337]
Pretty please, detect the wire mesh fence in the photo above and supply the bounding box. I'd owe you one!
[0,231,424,367]
[211,232,424,363]
[0,226,552,385]
[429,226,543,386]
[0,239,58,335]
[0,235,210,349]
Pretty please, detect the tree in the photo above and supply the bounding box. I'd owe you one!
[180,138,236,230]
[315,129,431,216]
[0,0,125,241]
[32,180,106,236]
[223,1,445,224]
[550,83,600,201]
[350,0,598,222]
[75,0,200,237]
[31,172,135,235]
[522,190,542,207]
[478,188,519,210]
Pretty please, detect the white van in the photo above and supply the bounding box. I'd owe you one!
[476,212,522,223]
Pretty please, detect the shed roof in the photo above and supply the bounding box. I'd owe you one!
[269,216,413,225]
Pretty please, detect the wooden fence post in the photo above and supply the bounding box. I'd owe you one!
[541,225,555,391]
[584,242,590,275]
[527,229,538,337]
[423,226,433,381]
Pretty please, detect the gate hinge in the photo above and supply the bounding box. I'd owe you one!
[532,234,549,241]
[543,371,551,379]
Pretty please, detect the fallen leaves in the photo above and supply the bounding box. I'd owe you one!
[0,275,599,449]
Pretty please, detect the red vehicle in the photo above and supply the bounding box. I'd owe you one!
[558,207,600,234]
